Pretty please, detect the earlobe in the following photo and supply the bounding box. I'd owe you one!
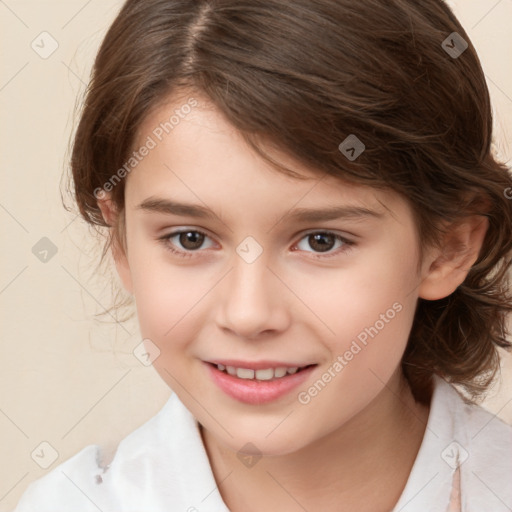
[97,195,134,295]
[97,194,116,227]
[418,215,489,301]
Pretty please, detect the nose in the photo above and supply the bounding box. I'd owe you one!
[216,254,291,340]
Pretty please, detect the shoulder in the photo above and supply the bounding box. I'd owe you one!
[450,382,512,510]
[13,444,110,512]
[12,393,228,512]
[393,376,512,512]
[13,396,175,512]
[431,376,512,510]
[441,377,512,463]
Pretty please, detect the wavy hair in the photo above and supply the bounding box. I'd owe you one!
[68,0,512,403]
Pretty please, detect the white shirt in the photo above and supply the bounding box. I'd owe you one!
[12,375,512,512]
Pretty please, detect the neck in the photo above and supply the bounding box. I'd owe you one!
[200,369,431,512]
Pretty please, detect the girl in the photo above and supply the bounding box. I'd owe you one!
[13,0,512,511]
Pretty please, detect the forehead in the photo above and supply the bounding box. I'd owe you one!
[128,91,406,224]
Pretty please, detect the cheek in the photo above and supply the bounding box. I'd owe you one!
[290,256,419,425]
[296,244,419,372]
[133,266,204,341]
[131,266,208,385]
[127,242,220,364]
[126,235,188,338]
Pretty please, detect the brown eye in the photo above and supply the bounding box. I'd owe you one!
[159,229,214,258]
[178,231,205,250]
[294,231,355,258]
[307,233,336,252]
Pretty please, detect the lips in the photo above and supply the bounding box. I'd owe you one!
[205,361,317,404]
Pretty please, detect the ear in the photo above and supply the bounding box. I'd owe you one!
[97,195,133,295]
[418,215,489,300]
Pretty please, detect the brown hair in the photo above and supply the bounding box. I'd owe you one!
[69,0,512,403]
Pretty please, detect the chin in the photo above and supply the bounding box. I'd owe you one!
[226,430,306,458]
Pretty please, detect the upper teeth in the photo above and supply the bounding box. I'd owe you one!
[217,364,300,380]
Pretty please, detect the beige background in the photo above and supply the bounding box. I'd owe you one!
[1,1,511,510]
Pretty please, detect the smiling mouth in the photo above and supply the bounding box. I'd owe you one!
[208,362,317,381]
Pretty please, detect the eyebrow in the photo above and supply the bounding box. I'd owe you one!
[136,197,385,223]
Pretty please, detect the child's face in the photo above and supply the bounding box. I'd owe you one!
[115,91,429,456]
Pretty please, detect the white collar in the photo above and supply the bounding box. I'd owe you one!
[391,375,512,511]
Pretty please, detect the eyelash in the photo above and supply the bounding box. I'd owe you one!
[158,229,355,260]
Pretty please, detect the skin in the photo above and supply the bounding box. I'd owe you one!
[98,90,488,511]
